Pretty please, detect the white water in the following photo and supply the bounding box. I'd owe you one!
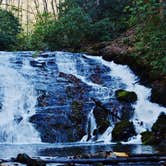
[0,53,41,143]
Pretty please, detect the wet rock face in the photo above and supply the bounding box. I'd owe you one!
[29,113,73,142]
[69,100,87,140]
[115,89,137,103]
[112,120,136,142]
[93,106,110,135]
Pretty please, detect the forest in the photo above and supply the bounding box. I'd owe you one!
[0,0,165,75]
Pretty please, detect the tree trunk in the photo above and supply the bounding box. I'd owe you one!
[51,0,56,17]
[0,0,3,5]
[43,0,48,12]
[34,0,40,16]
[159,0,165,20]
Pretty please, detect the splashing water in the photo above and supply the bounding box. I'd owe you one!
[84,55,166,143]
[0,52,41,143]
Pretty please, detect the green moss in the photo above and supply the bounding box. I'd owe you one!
[112,120,136,142]
[141,113,166,145]
[115,89,137,103]
[141,131,156,145]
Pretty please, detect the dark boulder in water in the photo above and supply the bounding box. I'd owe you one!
[115,89,137,103]
[112,120,136,142]
[93,106,110,135]
[16,153,46,166]
[141,131,156,145]
[141,112,166,145]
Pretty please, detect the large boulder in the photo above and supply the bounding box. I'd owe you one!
[141,131,156,145]
[102,44,128,62]
[16,153,46,166]
[115,89,137,103]
[93,106,110,135]
[112,120,136,142]
[141,113,166,145]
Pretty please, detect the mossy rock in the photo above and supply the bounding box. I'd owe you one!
[152,112,166,133]
[141,113,166,145]
[141,131,156,145]
[112,120,136,142]
[152,112,166,144]
[115,89,137,103]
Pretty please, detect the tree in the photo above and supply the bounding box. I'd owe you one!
[0,9,21,50]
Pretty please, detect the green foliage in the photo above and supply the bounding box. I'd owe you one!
[134,22,166,73]
[126,0,162,26]
[30,12,54,50]
[88,18,112,42]
[0,9,21,50]
[25,0,131,51]
[46,7,91,50]
[126,0,166,74]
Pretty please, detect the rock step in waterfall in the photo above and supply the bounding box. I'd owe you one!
[0,51,165,144]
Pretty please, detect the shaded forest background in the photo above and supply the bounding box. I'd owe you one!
[0,0,165,74]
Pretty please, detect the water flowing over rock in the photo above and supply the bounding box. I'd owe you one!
[0,51,165,144]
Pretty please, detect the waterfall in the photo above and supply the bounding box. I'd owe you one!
[84,55,166,143]
[0,52,41,143]
[0,51,165,144]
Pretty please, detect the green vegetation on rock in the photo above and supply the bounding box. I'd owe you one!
[112,120,136,142]
[141,112,166,145]
[115,89,137,103]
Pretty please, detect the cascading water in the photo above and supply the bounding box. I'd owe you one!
[83,56,166,143]
[0,52,41,143]
[0,51,165,144]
